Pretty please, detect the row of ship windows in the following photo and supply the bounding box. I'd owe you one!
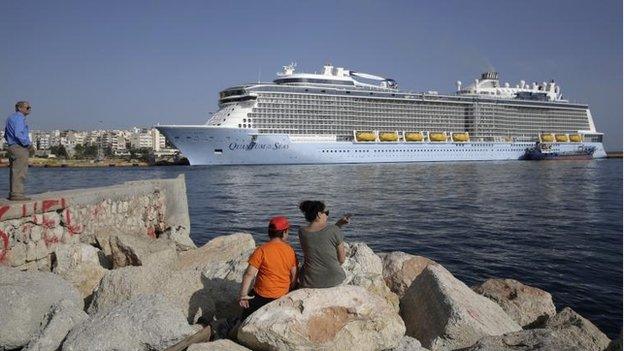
[320,148,526,154]
[257,95,585,112]
[250,118,588,125]
[250,112,587,121]
[249,114,587,122]
[259,93,571,105]
[251,125,587,132]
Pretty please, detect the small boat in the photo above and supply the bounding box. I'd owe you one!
[429,132,446,142]
[404,132,424,142]
[355,131,376,142]
[379,131,399,142]
[452,132,469,142]
[555,134,569,142]
[522,143,595,160]
[540,133,555,142]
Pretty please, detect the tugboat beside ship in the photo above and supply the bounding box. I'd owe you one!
[523,142,596,161]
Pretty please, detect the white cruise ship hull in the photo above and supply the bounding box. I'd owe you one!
[157,126,607,166]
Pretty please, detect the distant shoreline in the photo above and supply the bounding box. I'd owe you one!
[0,159,186,168]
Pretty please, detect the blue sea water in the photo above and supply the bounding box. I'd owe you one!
[1,159,621,337]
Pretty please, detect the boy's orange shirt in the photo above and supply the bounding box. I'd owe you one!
[248,240,297,299]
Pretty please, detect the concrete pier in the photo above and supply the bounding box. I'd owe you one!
[0,174,190,271]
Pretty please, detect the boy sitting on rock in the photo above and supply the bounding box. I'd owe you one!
[238,216,298,320]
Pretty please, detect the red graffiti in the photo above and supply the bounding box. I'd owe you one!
[63,209,82,236]
[0,229,8,262]
[42,214,56,229]
[21,224,32,241]
[43,231,60,247]
[0,205,10,221]
[42,199,62,212]
[31,214,42,225]
[21,204,26,217]
[147,227,156,238]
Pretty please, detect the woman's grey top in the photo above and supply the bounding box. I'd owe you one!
[298,224,346,288]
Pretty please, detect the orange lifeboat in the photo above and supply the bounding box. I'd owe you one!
[405,132,424,142]
[429,132,446,142]
[379,132,399,142]
[452,132,469,142]
[540,133,555,142]
[355,131,376,142]
[555,134,569,142]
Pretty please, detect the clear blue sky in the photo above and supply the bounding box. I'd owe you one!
[1,0,621,150]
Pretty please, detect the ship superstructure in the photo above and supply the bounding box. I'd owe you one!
[156,64,606,165]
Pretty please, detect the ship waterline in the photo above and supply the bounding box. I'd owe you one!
[156,64,606,165]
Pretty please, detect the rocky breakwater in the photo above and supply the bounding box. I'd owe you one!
[0,234,618,350]
[0,177,617,350]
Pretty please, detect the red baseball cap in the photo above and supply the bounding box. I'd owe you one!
[268,216,290,231]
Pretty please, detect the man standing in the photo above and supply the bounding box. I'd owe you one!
[5,101,32,201]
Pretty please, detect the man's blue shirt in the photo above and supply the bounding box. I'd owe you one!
[4,112,31,147]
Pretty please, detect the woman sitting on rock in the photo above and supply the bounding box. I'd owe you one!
[238,216,298,320]
[298,200,351,288]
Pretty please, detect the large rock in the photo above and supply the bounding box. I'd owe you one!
[109,234,177,268]
[24,299,88,351]
[544,307,610,351]
[472,278,556,328]
[63,294,196,351]
[177,232,255,271]
[162,225,197,251]
[89,233,255,323]
[53,244,109,299]
[462,329,586,351]
[400,265,521,350]
[342,242,399,311]
[0,267,83,350]
[188,339,251,351]
[380,251,439,298]
[237,286,405,351]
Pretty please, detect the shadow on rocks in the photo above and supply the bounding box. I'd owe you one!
[189,274,243,326]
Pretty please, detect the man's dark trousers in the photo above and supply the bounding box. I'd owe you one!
[8,144,29,198]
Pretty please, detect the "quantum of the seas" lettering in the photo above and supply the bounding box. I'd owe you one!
[228,142,289,151]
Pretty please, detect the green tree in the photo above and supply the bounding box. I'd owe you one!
[50,145,68,159]
[74,144,99,159]
[129,147,151,162]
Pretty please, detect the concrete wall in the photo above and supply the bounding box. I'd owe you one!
[0,174,191,271]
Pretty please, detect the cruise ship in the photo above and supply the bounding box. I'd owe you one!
[156,63,606,165]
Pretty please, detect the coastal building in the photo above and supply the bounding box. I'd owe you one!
[4,127,178,157]
[130,128,166,150]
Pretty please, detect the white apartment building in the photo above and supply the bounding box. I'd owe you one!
[129,128,165,150]
[112,135,127,150]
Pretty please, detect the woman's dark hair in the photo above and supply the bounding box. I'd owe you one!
[268,228,286,238]
[299,200,326,222]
